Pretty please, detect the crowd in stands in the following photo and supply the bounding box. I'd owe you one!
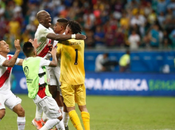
[0,0,175,50]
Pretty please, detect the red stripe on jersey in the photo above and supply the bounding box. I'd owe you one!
[37,40,52,57]
[0,55,12,88]
[37,87,46,98]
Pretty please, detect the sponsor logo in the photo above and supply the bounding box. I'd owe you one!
[20,77,27,89]
[23,66,29,76]
[85,78,148,91]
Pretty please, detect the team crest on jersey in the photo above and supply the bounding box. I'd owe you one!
[24,66,29,76]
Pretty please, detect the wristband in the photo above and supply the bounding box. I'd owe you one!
[71,34,76,39]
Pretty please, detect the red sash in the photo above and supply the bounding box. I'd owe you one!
[0,55,12,88]
[37,39,53,57]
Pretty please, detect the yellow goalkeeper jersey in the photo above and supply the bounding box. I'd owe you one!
[57,39,85,85]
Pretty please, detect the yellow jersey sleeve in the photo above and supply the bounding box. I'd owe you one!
[57,43,62,55]
[57,39,85,85]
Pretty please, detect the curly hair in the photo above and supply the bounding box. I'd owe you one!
[67,20,81,34]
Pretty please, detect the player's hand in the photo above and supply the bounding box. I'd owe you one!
[76,34,86,40]
[14,39,21,51]
[49,47,56,57]
[29,39,41,49]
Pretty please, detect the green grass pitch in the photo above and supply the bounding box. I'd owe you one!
[0,95,175,130]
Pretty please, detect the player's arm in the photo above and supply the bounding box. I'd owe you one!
[2,39,21,67]
[49,47,57,67]
[16,59,23,66]
[56,43,61,59]
[47,33,86,41]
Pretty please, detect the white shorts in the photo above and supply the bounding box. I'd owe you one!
[46,66,61,92]
[34,95,61,119]
[0,91,22,110]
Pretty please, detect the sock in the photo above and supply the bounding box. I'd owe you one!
[56,119,65,130]
[60,106,63,112]
[43,119,60,130]
[35,105,43,121]
[63,112,69,127]
[17,117,26,130]
[69,110,83,130]
[81,111,90,130]
[42,112,48,122]
[39,126,48,130]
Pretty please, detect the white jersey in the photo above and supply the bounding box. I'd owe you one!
[35,24,61,86]
[0,54,20,93]
[35,24,57,58]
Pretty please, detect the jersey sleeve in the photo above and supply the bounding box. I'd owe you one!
[39,27,51,38]
[15,58,21,65]
[7,54,21,65]
[39,57,51,67]
[0,55,6,66]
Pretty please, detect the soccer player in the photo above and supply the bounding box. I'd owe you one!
[57,21,90,130]
[22,41,65,130]
[119,50,130,72]
[0,39,25,130]
[33,10,86,129]
[53,18,70,130]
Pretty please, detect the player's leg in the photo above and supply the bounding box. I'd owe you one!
[79,105,90,130]
[56,90,64,111]
[61,83,83,130]
[76,84,90,130]
[58,82,69,129]
[43,66,59,123]
[0,94,6,120]
[32,104,43,129]
[13,104,26,130]
[39,96,65,130]
[6,92,25,130]
[0,109,5,120]
[48,66,64,109]
[61,96,69,130]
[49,67,65,129]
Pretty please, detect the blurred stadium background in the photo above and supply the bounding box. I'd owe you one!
[0,0,174,96]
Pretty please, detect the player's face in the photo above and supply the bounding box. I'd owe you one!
[65,25,71,35]
[54,22,62,34]
[42,12,52,28]
[0,40,10,53]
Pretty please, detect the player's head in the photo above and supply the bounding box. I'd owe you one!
[54,18,68,34]
[126,50,130,55]
[103,53,109,59]
[0,40,10,54]
[23,42,36,57]
[36,10,51,28]
[65,20,81,35]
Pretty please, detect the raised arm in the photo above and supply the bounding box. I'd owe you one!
[2,39,21,67]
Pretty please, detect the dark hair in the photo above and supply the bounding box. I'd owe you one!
[23,42,34,57]
[57,18,68,29]
[67,20,81,34]
[57,18,68,23]
[126,50,130,55]
[104,53,109,57]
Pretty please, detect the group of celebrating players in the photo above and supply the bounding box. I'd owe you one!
[0,10,90,130]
